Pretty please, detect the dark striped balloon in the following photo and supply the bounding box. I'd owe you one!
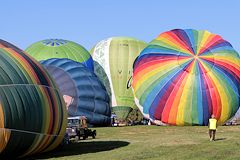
[0,39,67,158]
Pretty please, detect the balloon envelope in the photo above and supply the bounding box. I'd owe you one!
[41,58,111,126]
[91,37,147,119]
[25,39,94,71]
[0,40,67,157]
[132,29,240,126]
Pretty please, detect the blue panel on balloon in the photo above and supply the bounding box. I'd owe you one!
[41,58,111,126]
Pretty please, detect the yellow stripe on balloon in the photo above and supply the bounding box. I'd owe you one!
[201,55,240,76]
[40,87,51,134]
[200,62,229,124]
[209,74,229,124]
[156,37,193,55]
[134,61,178,92]
[176,64,195,125]
[135,58,191,97]
[168,72,188,125]
[196,31,212,55]
[0,102,11,154]
[212,56,240,68]
[44,136,63,152]
[185,73,196,124]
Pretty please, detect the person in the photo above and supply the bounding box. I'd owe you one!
[208,114,217,141]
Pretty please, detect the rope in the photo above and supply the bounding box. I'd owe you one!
[0,84,58,91]
[0,127,64,137]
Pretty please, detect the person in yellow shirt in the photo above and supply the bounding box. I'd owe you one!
[208,114,217,141]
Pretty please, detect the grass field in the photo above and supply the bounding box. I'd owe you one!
[28,125,240,160]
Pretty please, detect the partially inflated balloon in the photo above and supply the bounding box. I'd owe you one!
[91,37,147,119]
[41,58,111,126]
[132,29,240,126]
[0,40,67,158]
[25,39,94,71]
[93,61,112,100]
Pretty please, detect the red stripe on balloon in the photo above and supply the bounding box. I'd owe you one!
[200,62,212,107]
[134,55,178,71]
[153,70,185,120]
[198,62,222,118]
[198,34,218,54]
[160,71,188,125]
[172,30,195,54]
[160,31,194,55]
[162,60,195,125]
[135,55,190,74]
[133,58,179,85]
[199,38,225,55]
[203,58,240,81]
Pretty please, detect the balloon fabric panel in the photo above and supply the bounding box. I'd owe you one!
[41,58,111,126]
[25,39,94,71]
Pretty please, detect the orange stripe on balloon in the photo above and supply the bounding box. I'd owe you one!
[198,62,222,119]
[3,48,40,84]
[202,57,240,76]
[161,71,188,125]
[198,35,223,55]
[133,59,177,87]
[158,32,194,55]
[163,60,195,125]
[134,56,179,73]
[0,102,11,154]
[198,34,217,54]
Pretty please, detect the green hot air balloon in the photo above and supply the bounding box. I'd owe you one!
[91,37,147,120]
[25,39,94,71]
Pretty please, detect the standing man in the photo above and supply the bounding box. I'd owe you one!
[208,114,217,141]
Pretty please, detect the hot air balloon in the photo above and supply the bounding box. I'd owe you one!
[91,37,147,120]
[0,40,67,158]
[132,29,240,126]
[41,58,111,126]
[25,39,94,71]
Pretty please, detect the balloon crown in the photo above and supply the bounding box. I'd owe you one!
[42,39,67,46]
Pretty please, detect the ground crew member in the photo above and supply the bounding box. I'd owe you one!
[208,114,217,141]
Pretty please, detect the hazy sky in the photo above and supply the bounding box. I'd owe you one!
[0,0,239,52]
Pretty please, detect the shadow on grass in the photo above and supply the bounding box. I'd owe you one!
[214,138,226,141]
[25,140,129,159]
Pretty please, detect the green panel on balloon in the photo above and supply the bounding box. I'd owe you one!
[112,106,133,120]
[25,39,94,71]
[91,37,147,119]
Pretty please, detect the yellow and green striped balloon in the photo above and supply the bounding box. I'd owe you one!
[91,37,147,119]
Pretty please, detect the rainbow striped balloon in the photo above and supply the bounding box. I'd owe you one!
[132,29,240,126]
[0,39,67,158]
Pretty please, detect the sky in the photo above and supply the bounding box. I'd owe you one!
[0,0,239,52]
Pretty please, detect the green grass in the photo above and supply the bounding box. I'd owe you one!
[28,126,240,160]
